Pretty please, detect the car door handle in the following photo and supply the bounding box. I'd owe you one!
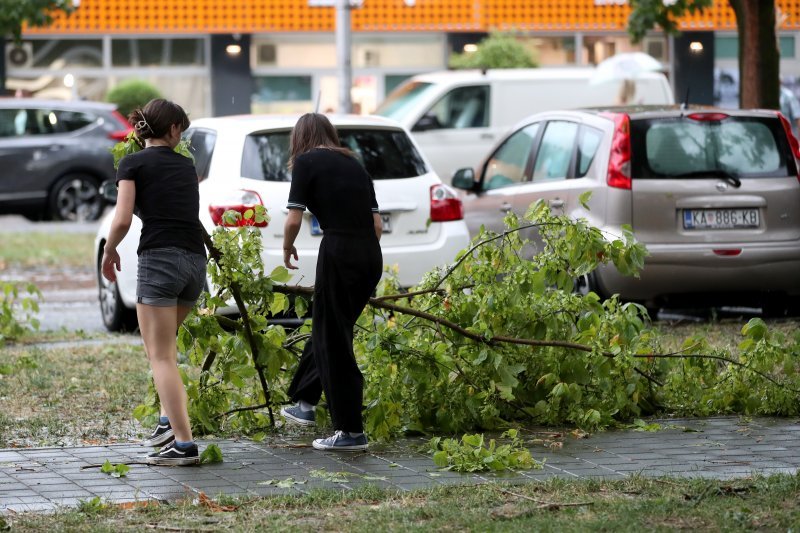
[49,144,64,151]
[480,133,495,140]
[500,202,512,213]
[549,199,565,209]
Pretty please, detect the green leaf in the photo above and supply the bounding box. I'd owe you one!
[294,296,309,318]
[270,293,288,316]
[200,444,224,464]
[578,190,592,209]
[269,266,292,284]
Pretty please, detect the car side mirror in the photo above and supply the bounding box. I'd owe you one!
[412,113,440,132]
[99,180,118,204]
[451,167,476,190]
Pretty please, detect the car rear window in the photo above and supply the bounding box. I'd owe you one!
[631,116,792,178]
[241,128,428,181]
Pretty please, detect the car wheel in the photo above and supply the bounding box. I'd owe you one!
[49,173,105,222]
[97,255,138,332]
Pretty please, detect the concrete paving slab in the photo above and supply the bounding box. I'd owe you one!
[0,416,798,514]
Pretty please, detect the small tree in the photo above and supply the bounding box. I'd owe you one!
[627,0,779,110]
[0,0,75,93]
[106,79,163,117]
[449,32,538,70]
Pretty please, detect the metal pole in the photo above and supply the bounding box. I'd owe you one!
[335,0,352,113]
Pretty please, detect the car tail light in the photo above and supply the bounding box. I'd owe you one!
[430,183,464,222]
[777,112,800,183]
[208,189,268,227]
[687,112,730,122]
[109,110,133,141]
[602,112,632,190]
[713,249,742,257]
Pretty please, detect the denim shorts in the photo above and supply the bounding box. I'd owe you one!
[137,247,207,307]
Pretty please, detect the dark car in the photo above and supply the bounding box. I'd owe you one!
[0,99,132,221]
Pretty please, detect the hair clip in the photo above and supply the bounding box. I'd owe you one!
[135,112,154,134]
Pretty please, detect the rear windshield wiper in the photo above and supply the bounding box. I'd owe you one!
[667,169,742,188]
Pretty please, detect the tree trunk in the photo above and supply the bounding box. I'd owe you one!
[730,0,779,109]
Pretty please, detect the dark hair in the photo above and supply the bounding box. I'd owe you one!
[127,98,190,146]
[289,113,353,168]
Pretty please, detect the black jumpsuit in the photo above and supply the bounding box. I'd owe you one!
[286,148,383,433]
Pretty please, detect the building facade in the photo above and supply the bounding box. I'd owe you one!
[8,0,800,118]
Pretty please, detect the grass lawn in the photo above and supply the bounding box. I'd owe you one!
[0,232,95,269]
[4,475,799,531]
[0,343,149,447]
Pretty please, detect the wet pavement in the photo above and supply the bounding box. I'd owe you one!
[1,416,798,513]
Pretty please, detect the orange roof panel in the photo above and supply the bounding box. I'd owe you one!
[23,0,800,35]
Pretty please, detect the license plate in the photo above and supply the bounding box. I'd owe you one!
[309,213,391,235]
[683,208,760,230]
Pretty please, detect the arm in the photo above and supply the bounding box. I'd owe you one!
[101,179,136,282]
[283,208,303,269]
[373,212,383,241]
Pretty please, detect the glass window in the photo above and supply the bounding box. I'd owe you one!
[376,81,437,122]
[483,123,540,190]
[30,39,103,68]
[418,85,490,130]
[532,121,579,181]
[241,129,428,182]
[252,76,313,114]
[188,129,217,181]
[0,109,23,137]
[716,36,794,59]
[635,117,788,177]
[385,75,415,97]
[0,108,59,137]
[338,128,428,179]
[54,110,96,132]
[576,126,603,178]
[112,39,206,67]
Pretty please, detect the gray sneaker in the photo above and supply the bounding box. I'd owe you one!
[280,404,316,426]
[312,430,368,451]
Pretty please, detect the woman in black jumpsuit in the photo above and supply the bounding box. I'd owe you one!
[279,113,382,451]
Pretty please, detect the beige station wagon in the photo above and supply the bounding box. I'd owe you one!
[451,106,800,315]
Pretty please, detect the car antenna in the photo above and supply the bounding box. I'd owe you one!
[314,89,322,113]
[680,86,690,113]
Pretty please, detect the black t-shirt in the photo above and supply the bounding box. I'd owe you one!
[286,148,379,232]
[116,146,205,255]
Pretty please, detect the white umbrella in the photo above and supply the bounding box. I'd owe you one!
[590,52,664,85]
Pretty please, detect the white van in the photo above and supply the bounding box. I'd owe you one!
[375,68,674,180]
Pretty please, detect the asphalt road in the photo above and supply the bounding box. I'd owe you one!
[0,214,107,334]
[0,214,776,335]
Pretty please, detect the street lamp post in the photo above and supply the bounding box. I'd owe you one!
[335,0,352,113]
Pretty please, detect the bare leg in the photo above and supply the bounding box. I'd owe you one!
[154,305,193,420]
[138,304,193,443]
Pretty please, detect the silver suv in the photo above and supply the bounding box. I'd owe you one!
[0,98,132,221]
[451,106,800,313]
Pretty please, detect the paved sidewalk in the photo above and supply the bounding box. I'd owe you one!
[1,416,798,513]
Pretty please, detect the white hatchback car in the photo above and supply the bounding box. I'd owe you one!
[95,114,470,331]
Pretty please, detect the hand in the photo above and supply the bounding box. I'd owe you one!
[283,246,298,270]
[101,247,121,282]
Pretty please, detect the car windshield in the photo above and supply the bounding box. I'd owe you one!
[241,128,428,181]
[631,116,791,178]
[375,81,437,122]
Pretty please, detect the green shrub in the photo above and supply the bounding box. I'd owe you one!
[106,79,162,117]
[449,32,538,69]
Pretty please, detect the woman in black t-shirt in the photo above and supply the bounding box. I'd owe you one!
[101,99,204,466]
[279,113,383,451]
